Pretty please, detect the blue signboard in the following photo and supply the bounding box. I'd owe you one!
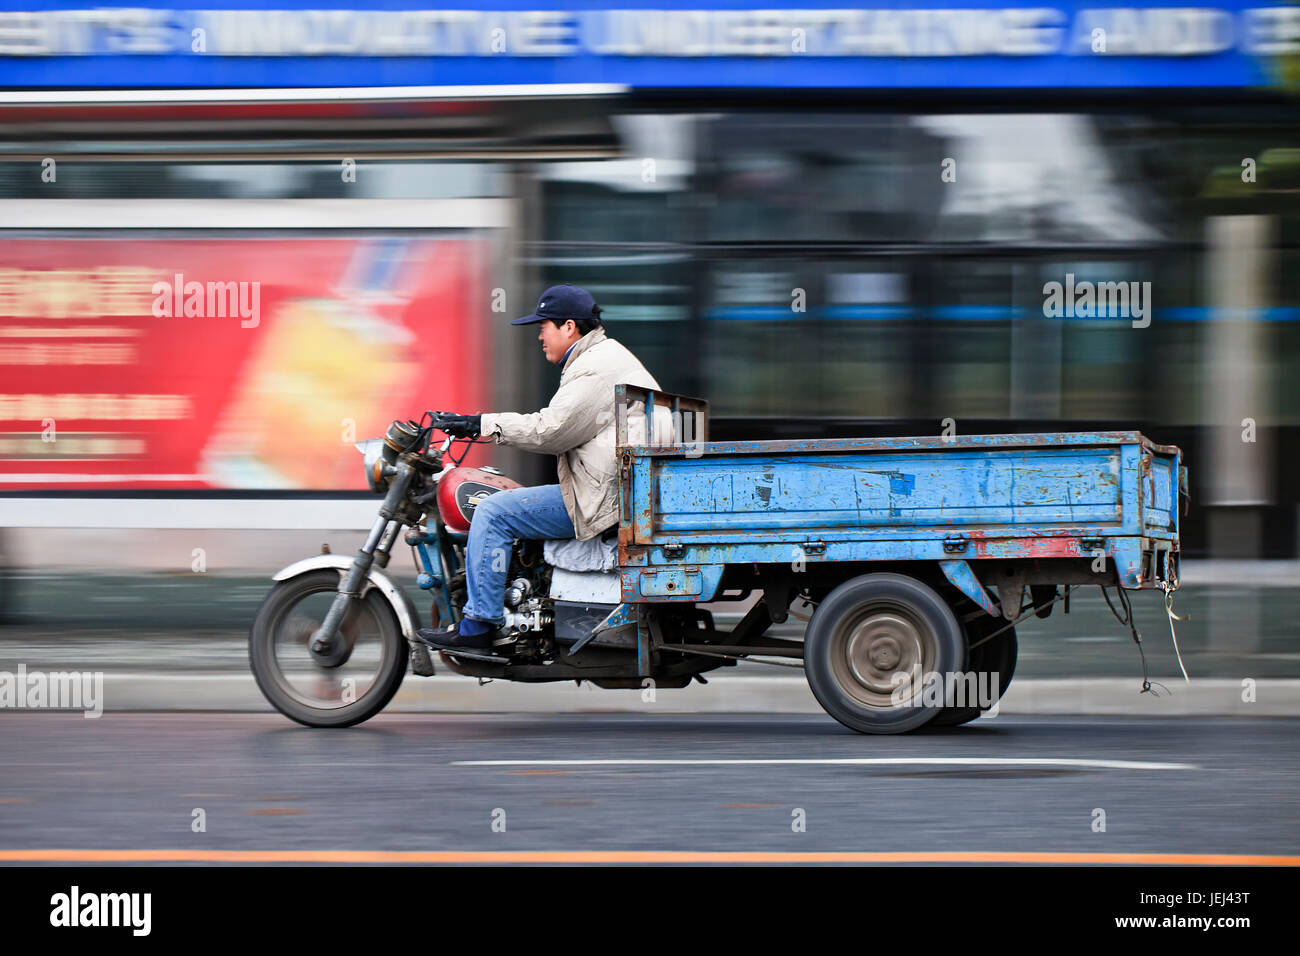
[0,1,1295,89]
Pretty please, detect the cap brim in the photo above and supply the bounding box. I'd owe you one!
[510,313,545,325]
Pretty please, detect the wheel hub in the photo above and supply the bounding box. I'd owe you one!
[293,617,356,669]
[866,636,901,670]
[837,608,930,707]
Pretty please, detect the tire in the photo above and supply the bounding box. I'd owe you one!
[928,615,1018,727]
[804,573,966,735]
[249,569,407,728]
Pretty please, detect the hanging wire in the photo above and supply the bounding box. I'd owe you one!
[1162,582,1190,683]
[1101,584,1169,697]
[447,435,493,467]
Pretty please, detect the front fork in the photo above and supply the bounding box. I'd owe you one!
[308,460,415,660]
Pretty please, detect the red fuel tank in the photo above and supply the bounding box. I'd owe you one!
[435,466,523,533]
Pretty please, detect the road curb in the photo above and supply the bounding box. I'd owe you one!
[63,674,1300,717]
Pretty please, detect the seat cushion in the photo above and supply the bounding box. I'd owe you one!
[544,535,618,572]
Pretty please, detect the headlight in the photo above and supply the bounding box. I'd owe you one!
[354,438,389,494]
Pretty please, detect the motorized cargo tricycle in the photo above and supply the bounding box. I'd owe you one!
[249,385,1187,734]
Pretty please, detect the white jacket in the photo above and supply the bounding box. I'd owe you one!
[479,327,670,540]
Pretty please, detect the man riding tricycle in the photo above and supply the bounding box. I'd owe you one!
[249,285,1186,734]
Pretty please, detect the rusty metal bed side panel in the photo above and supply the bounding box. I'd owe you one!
[617,434,1183,592]
[636,438,1143,541]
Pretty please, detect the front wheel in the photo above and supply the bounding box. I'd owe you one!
[249,569,407,727]
[804,573,965,734]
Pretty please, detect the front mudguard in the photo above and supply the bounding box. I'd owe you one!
[272,555,421,642]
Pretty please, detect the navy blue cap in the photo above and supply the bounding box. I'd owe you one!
[511,283,604,326]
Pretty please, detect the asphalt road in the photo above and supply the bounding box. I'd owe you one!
[1,714,1297,861]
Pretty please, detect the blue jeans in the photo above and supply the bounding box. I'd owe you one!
[460,483,575,626]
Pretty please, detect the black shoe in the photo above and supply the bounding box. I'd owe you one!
[416,622,501,651]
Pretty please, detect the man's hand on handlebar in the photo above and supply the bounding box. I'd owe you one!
[432,413,481,439]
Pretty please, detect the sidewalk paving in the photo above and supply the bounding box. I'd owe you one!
[20,672,1300,717]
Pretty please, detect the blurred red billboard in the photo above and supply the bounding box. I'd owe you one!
[0,236,488,491]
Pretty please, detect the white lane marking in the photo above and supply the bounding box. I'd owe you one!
[451,758,1197,771]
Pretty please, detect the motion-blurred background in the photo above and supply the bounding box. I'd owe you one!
[0,1,1297,684]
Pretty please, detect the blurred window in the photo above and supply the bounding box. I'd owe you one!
[0,161,507,199]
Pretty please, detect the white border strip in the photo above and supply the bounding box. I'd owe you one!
[0,497,381,529]
[0,198,510,230]
[0,84,628,106]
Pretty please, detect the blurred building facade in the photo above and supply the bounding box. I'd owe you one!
[1,2,1298,560]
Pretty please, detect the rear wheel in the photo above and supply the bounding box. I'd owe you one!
[804,573,965,734]
[928,615,1018,727]
[249,569,407,727]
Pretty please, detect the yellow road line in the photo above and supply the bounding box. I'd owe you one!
[1,850,1297,865]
